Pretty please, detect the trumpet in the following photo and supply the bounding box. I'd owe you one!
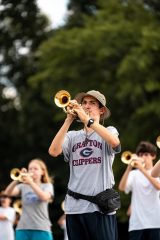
[54,90,79,117]
[121,151,135,166]
[13,199,22,215]
[54,90,71,113]
[10,168,23,181]
[10,168,32,182]
[156,136,160,148]
[61,200,65,211]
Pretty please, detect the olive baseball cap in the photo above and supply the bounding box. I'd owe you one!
[75,90,111,119]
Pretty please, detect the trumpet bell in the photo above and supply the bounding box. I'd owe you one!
[54,90,71,108]
[13,199,22,215]
[10,168,21,181]
[61,201,65,211]
[156,136,160,148]
[121,151,133,164]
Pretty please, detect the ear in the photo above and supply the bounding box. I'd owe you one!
[100,107,106,115]
[152,154,156,160]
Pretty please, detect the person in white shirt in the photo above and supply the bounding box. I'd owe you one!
[0,191,16,240]
[119,141,160,240]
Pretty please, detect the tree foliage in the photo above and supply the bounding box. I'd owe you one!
[0,0,50,184]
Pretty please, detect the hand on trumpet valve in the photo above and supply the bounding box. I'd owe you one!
[66,100,79,116]
[10,168,33,183]
[129,154,145,169]
[129,154,139,167]
[20,168,33,184]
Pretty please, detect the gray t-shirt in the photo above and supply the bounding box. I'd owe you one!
[62,126,121,214]
[16,183,54,232]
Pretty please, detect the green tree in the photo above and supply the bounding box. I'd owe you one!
[0,0,50,185]
[66,0,98,27]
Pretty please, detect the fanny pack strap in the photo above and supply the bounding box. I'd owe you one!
[67,189,96,203]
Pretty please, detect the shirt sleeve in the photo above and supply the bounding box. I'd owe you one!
[62,132,72,162]
[106,126,121,154]
[42,183,54,197]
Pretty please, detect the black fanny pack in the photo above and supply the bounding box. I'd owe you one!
[67,188,121,214]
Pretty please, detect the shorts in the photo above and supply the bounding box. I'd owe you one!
[66,211,118,240]
[15,229,53,240]
[129,228,160,240]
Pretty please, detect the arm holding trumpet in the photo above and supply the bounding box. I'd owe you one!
[48,103,77,157]
[119,153,142,191]
[5,168,33,197]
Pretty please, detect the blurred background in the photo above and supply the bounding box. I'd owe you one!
[0,0,160,239]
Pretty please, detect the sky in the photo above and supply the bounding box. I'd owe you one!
[37,0,69,28]
[2,0,69,99]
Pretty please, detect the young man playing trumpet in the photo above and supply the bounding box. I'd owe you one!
[119,141,160,240]
[49,90,121,240]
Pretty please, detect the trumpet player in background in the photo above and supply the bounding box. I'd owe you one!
[0,191,16,240]
[4,158,54,240]
[119,141,160,240]
[49,90,121,240]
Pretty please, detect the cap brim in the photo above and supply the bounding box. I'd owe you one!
[75,92,111,119]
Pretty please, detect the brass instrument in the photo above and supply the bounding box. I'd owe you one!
[54,90,71,113]
[121,151,133,165]
[121,151,145,167]
[61,201,64,211]
[156,136,160,148]
[13,199,22,215]
[121,151,137,167]
[10,168,31,182]
[10,168,22,181]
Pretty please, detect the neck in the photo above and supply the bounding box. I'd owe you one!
[144,161,153,170]
[84,127,94,133]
